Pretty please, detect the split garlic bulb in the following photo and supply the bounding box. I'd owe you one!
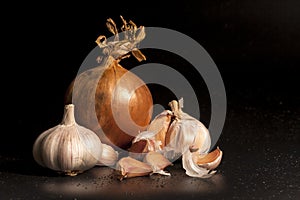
[32,104,103,176]
[129,98,223,178]
[165,98,211,160]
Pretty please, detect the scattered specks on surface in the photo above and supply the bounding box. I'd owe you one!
[1,139,298,200]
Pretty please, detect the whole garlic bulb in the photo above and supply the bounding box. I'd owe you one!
[32,104,103,176]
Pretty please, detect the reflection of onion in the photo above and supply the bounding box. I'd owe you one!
[65,57,153,149]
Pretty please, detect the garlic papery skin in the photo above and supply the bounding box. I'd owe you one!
[32,104,103,176]
[193,147,223,170]
[182,150,216,178]
[96,144,119,166]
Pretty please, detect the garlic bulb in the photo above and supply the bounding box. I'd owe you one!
[130,98,211,160]
[32,104,103,176]
[128,98,223,178]
[166,99,222,178]
[165,98,211,160]
[96,144,119,166]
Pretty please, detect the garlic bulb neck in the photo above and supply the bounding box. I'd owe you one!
[168,100,183,119]
[61,104,76,126]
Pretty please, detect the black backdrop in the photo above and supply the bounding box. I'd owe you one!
[2,1,299,158]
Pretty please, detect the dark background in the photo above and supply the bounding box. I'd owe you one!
[1,1,299,199]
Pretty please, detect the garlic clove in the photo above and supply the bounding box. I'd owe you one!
[147,110,173,149]
[164,118,185,159]
[143,151,173,176]
[116,156,153,180]
[192,147,223,170]
[96,144,119,166]
[188,119,212,154]
[182,150,216,178]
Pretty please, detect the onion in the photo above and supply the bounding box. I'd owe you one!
[64,17,153,149]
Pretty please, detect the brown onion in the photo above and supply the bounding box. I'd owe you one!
[64,17,153,149]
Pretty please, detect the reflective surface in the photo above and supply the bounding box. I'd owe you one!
[0,142,299,199]
[1,97,299,199]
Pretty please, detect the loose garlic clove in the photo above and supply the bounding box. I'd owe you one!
[182,150,216,178]
[32,104,103,176]
[116,156,152,180]
[96,144,119,166]
[192,147,223,170]
[143,151,173,176]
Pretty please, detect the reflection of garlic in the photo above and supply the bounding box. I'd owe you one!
[96,144,119,166]
[33,104,103,176]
